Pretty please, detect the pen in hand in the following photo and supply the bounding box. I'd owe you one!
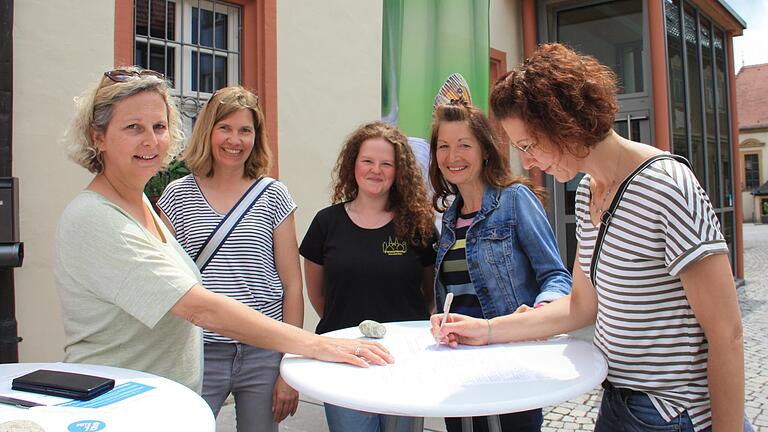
[436,292,454,344]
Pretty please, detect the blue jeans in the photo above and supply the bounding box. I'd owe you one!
[324,403,414,432]
[595,381,754,432]
[202,343,282,432]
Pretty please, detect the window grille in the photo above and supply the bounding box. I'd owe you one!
[134,0,242,140]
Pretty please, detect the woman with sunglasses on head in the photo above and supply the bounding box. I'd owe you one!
[300,121,437,432]
[55,67,392,397]
[429,97,571,432]
[155,86,301,430]
[432,44,753,432]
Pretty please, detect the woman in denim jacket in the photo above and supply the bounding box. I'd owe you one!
[428,101,572,432]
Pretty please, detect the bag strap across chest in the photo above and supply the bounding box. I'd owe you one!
[589,154,691,287]
[194,176,276,272]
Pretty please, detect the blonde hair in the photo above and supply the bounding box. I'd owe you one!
[66,67,183,174]
[182,86,270,178]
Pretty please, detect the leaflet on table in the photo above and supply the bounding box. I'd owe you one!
[0,381,155,408]
[371,331,580,390]
[0,406,164,431]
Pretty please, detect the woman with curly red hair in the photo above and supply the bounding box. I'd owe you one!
[300,121,437,432]
[432,43,752,432]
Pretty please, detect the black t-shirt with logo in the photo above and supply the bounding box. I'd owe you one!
[300,203,437,334]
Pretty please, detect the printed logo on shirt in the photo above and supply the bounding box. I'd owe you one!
[382,237,407,256]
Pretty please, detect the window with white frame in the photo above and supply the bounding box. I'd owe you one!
[744,153,761,191]
[134,0,241,136]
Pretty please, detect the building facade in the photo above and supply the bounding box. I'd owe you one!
[523,0,745,277]
[736,63,768,223]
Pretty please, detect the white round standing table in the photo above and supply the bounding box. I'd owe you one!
[281,321,607,432]
[0,362,215,431]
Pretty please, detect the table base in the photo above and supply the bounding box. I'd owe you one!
[382,415,502,432]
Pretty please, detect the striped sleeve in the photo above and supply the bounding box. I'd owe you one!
[156,175,191,226]
[653,161,728,276]
[266,181,297,229]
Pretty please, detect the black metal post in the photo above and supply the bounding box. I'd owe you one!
[0,0,20,363]
[0,268,19,363]
[0,0,11,177]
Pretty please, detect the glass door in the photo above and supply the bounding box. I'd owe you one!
[538,0,652,266]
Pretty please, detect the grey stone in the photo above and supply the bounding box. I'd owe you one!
[358,320,386,338]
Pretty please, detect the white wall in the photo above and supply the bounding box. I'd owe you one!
[489,0,526,176]
[277,0,383,330]
[490,0,524,72]
[13,0,115,360]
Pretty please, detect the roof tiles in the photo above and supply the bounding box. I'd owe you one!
[736,63,768,130]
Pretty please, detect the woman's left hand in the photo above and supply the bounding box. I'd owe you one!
[272,374,299,422]
[313,337,394,367]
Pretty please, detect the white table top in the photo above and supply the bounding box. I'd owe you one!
[0,362,215,431]
[280,321,607,418]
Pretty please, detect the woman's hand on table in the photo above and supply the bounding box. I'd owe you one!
[430,313,490,347]
[272,374,298,422]
[313,337,394,367]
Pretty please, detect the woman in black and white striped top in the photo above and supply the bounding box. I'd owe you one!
[158,86,303,431]
[432,44,751,432]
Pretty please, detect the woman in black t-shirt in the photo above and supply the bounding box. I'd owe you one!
[300,121,437,432]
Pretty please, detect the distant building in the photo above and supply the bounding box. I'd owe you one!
[736,63,768,223]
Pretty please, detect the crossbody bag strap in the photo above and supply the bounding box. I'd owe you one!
[589,154,691,287]
[194,176,276,272]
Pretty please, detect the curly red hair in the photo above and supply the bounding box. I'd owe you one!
[490,43,618,157]
[332,122,435,247]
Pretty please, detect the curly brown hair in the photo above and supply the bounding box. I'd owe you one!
[490,43,618,158]
[332,121,435,247]
[429,103,545,212]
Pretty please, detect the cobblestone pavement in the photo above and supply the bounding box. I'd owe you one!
[219,223,768,431]
[739,223,768,431]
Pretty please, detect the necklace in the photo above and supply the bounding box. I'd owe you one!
[594,179,617,216]
[593,146,624,218]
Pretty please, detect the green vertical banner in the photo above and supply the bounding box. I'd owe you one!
[382,0,490,140]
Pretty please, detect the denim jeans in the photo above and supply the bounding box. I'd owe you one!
[324,403,415,432]
[595,381,754,432]
[201,343,282,432]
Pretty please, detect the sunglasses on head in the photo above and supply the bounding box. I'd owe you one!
[103,68,165,83]
[210,88,260,107]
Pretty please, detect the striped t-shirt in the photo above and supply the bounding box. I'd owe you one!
[439,212,483,318]
[157,175,297,344]
[575,157,728,431]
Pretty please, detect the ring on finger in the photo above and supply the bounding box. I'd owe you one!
[354,346,361,357]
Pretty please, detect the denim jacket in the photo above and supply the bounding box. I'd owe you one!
[434,183,572,318]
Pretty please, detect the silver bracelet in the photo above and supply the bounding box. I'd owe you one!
[486,318,492,344]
